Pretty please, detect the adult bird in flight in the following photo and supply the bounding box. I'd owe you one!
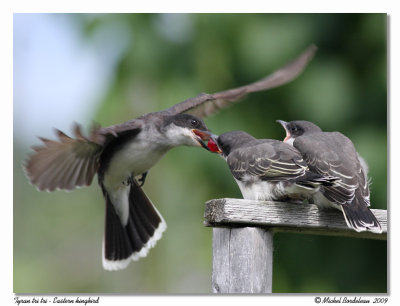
[277,120,382,233]
[24,45,317,270]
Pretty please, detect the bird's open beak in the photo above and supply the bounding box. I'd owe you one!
[207,134,222,154]
[192,129,212,151]
[276,120,291,142]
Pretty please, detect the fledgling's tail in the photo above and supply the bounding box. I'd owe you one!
[341,197,382,233]
[102,178,166,271]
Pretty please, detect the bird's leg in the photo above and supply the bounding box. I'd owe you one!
[122,176,134,186]
[138,171,148,187]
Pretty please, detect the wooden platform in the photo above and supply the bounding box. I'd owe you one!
[204,198,387,293]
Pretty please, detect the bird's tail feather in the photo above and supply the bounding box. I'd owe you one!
[341,198,382,233]
[102,179,166,271]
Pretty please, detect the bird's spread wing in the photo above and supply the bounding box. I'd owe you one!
[25,120,143,192]
[227,141,307,182]
[163,44,317,118]
[25,124,103,191]
[294,132,368,205]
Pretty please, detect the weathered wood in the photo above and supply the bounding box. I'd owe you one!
[205,198,387,240]
[212,227,273,293]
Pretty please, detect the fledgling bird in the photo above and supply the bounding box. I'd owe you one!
[207,131,338,202]
[24,45,318,270]
[277,120,382,233]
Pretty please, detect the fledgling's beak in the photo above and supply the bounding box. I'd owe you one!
[207,134,222,154]
[192,129,212,151]
[276,120,291,142]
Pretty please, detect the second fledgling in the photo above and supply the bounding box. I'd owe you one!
[276,120,382,233]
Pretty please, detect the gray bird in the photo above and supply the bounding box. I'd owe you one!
[207,131,338,202]
[24,45,317,271]
[26,114,212,271]
[277,120,382,233]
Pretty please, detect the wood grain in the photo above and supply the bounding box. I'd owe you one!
[205,198,387,240]
[212,227,273,293]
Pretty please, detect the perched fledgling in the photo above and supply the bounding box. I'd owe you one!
[277,120,382,233]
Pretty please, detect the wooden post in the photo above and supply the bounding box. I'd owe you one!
[212,227,273,293]
[204,198,387,294]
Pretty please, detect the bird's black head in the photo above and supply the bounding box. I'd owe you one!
[162,113,211,150]
[277,120,322,143]
[210,130,256,156]
[168,113,209,131]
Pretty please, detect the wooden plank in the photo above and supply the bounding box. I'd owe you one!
[205,198,387,240]
[212,227,273,293]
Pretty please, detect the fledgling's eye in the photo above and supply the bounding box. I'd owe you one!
[290,126,298,132]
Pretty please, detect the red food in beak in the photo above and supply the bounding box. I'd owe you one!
[208,137,221,153]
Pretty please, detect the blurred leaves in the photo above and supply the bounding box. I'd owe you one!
[14,13,387,293]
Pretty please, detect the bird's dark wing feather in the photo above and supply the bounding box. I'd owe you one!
[227,140,307,182]
[25,120,143,191]
[163,44,317,118]
[95,119,143,141]
[294,132,369,206]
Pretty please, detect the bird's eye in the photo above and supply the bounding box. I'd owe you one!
[291,126,298,132]
[190,119,199,127]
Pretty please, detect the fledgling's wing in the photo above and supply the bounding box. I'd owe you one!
[25,120,143,192]
[164,44,317,118]
[227,140,308,182]
[293,132,368,206]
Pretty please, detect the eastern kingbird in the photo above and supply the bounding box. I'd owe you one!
[26,114,211,271]
[24,45,317,271]
[277,120,382,233]
[207,131,338,202]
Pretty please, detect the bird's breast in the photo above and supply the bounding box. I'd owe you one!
[235,179,277,201]
[103,138,169,191]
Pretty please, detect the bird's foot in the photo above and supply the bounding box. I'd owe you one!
[138,172,148,187]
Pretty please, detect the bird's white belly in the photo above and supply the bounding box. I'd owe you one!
[312,192,342,211]
[235,178,318,202]
[103,140,169,191]
[235,179,282,201]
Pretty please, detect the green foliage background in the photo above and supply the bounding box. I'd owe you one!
[14,13,387,293]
